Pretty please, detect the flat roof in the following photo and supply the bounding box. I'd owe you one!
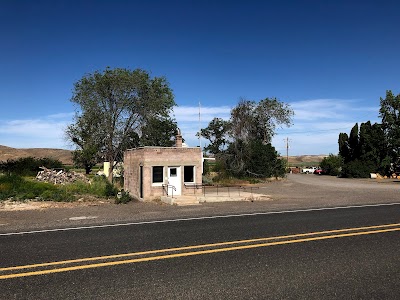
[126,146,201,151]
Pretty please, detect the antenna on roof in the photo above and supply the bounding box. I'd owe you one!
[199,101,202,149]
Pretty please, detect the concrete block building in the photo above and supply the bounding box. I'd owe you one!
[124,131,203,200]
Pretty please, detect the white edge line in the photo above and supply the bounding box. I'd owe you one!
[1,202,400,237]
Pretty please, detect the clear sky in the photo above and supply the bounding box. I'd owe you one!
[0,0,399,155]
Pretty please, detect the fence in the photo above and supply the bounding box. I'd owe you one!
[184,184,259,197]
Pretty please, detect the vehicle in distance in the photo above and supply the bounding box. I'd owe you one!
[314,168,327,175]
[302,166,317,174]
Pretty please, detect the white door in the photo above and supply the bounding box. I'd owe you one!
[167,166,181,196]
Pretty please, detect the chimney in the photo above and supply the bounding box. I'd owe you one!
[175,128,182,147]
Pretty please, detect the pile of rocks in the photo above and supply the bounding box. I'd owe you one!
[36,167,89,185]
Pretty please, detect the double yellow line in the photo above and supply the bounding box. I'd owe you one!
[1,223,399,280]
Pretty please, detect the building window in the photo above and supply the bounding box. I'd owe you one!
[184,166,194,183]
[170,167,177,177]
[152,166,164,183]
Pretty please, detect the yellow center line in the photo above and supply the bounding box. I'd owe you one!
[1,226,399,280]
[1,222,399,274]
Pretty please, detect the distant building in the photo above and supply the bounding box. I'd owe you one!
[124,130,203,200]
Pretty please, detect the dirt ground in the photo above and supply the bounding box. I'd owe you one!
[1,174,399,233]
[0,198,113,211]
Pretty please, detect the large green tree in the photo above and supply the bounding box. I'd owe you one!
[200,117,230,154]
[201,97,293,178]
[338,132,350,163]
[66,115,103,174]
[338,121,390,177]
[379,90,400,162]
[337,89,400,178]
[140,116,178,147]
[67,67,176,179]
[230,98,293,143]
[348,123,360,161]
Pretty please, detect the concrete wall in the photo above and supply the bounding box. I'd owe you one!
[124,147,202,200]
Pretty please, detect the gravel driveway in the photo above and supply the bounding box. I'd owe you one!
[1,174,399,233]
[258,174,400,208]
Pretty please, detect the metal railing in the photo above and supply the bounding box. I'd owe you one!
[184,183,204,194]
[163,183,260,198]
[162,184,176,198]
[202,185,260,197]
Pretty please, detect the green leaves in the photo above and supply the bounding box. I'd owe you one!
[201,97,293,178]
[230,98,294,143]
[0,157,63,177]
[200,118,230,154]
[338,90,400,178]
[66,67,176,179]
[339,121,390,177]
[140,117,178,147]
[320,154,342,176]
[379,90,400,160]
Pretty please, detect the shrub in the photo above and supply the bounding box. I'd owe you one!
[50,188,75,202]
[212,159,226,173]
[105,180,117,197]
[0,175,75,201]
[0,175,25,199]
[202,175,213,186]
[88,176,117,197]
[223,140,286,178]
[340,159,376,178]
[247,178,261,184]
[0,173,121,202]
[203,159,210,175]
[115,190,132,204]
[113,176,124,189]
[320,154,342,176]
[0,157,63,177]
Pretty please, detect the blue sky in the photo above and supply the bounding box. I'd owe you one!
[0,0,399,155]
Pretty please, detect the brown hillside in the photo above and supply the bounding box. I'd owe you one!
[0,145,326,167]
[280,155,328,166]
[0,145,73,165]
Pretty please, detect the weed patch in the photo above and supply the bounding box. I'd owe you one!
[0,174,119,202]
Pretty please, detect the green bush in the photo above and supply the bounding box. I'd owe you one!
[212,159,226,173]
[0,175,27,199]
[36,189,74,202]
[224,140,286,178]
[88,176,117,197]
[115,190,132,204]
[340,159,376,178]
[0,175,74,201]
[202,175,213,186]
[113,176,124,188]
[247,178,262,184]
[62,175,118,198]
[0,173,122,202]
[0,157,63,177]
[320,154,342,176]
[203,159,210,175]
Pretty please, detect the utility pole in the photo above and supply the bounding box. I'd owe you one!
[285,137,290,171]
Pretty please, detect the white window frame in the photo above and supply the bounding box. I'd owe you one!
[152,166,164,186]
[183,165,195,183]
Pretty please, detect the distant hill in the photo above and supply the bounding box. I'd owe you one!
[285,155,328,166]
[0,145,73,165]
[0,145,326,167]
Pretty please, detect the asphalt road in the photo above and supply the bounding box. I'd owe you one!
[2,173,400,233]
[1,203,399,299]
